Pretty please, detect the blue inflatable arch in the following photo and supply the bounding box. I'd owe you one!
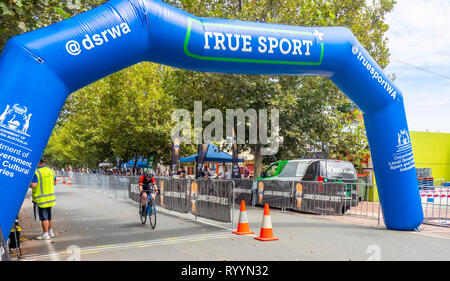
[0,0,423,234]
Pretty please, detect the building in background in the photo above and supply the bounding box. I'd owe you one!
[410,131,450,184]
[364,131,450,202]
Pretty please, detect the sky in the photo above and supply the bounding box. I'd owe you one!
[384,0,450,133]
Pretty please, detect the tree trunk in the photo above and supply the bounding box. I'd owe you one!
[116,156,120,171]
[253,144,263,179]
[153,152,160,174]
[133,152,138,175]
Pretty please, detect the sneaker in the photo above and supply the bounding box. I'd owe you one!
[36,234,50,240]
[49,231,56,238]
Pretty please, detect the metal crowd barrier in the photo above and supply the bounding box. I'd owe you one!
[0,225,9,261]
[55,170,72,177]
[70,173,235,224]
[233,179,254,205]
[154,177,191,214]
[345,183,382,224]
[254,180,293,211]
[65,172,450,228]
[70,173,131,201]
[419,186,450,227]
[253,180,360,216]
[193,179,234,222]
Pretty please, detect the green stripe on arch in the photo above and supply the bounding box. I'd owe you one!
[183,18,324,66]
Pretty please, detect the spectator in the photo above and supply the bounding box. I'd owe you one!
[244,166,250,179]
[173,166,186,178]
[224,166,231,179]
[207,168,215,178]
[217,166,225,179]
[179,166,186,178]
[29,158,56,240]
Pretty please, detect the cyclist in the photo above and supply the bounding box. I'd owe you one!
[139,170,159,214]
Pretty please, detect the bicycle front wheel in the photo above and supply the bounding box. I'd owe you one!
[139,202,147,225]
[148,203,156,229]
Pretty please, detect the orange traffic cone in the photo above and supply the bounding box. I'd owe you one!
[232,201,254,235]
[62,177,66,184]
[255,204,279,241]
[67,177,71,186]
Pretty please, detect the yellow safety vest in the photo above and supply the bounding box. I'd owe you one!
[32,166,56,208]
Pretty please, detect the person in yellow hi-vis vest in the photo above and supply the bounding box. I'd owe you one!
[29,158,56,240]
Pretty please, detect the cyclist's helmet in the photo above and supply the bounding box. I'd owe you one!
[146,170,156,178]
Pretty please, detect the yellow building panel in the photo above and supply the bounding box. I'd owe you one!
[410,131,450,182]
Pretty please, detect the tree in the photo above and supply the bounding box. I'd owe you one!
[45,63,179,170]
[95,63,177,169]
[0,0,106,51]
[45,76,113,168]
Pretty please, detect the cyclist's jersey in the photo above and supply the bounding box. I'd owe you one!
[139,175,156,192]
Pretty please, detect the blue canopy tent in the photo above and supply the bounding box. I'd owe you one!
[179,144,244,163]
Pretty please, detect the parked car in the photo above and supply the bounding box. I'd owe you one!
[257,159,359,213]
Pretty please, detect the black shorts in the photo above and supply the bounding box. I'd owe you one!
[140,190,153,196]
[38,207,52,221]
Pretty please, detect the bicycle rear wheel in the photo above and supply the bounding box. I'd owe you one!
[148,202,156,229]
[139,202,147,224]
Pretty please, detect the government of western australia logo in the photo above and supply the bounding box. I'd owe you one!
[0,104,32,136]
[388,128,415,173]
[397,129,410,147]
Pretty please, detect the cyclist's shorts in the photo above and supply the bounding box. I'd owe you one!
[140,190,153,196]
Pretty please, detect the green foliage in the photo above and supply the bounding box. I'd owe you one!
[45,63,177,169]
[0,0,106,51]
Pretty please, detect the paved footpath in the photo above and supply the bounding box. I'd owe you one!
[14,183,450,261]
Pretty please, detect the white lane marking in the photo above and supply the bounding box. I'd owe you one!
[45,240,60,261]
[23,232,239,261]
[411,231,450,240]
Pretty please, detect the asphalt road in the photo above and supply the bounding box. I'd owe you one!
[18,183,450,261]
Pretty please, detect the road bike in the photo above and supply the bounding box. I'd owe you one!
[139,193,157,229]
